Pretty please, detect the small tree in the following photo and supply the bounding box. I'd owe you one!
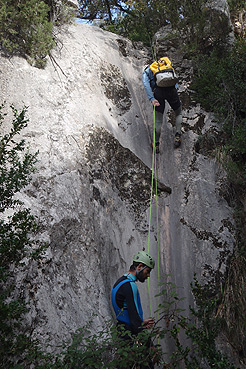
[0,104,45,368]
[0,0,55,67]
[0,0,75,68]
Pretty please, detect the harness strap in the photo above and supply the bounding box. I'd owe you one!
[111,279,135,325]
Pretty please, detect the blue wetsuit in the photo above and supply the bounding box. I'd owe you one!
[111,273,143,334]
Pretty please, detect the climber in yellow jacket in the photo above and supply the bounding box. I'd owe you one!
[142,57,183,152]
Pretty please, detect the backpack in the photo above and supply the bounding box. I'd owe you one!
[149,57,178,87]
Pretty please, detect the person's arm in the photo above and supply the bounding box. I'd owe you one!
[142,68,160,106]
[142,68,155,102]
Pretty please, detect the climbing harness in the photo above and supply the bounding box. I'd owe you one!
[147,106,161,319]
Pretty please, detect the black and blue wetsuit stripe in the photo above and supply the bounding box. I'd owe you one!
[111,274,143,334]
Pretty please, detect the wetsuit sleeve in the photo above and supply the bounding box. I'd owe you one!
[121,282,143,334]
[142,68,155,102]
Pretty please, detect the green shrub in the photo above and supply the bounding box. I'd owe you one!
[191,40,246,189]
[184,277,235,369]
[191,41,246,122]
[0,0,74,68]
[0,104,48,368]
[0,0,55,67]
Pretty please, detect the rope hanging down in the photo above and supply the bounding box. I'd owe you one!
[147,106,160,318]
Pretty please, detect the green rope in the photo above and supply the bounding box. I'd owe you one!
[147,108,155,317]
[147,106,160,319]
[154,136,161,319]
[147,107,156,250]
[147,41,161,326]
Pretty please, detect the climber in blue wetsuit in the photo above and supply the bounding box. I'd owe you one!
[111,250,155,336]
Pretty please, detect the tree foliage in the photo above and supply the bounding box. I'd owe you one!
[0,0,75,67]
[0,104,45,368]
[78,0,135,22]
[0,0,55,67]
[78,0,231,51]
[191,38,246,225]
[191,41,246,127]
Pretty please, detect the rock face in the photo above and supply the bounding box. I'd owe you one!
[0,21,235,356]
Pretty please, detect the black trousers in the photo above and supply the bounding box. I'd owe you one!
[154,85,181,113]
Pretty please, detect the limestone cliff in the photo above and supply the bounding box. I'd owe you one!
[0,21,235,357]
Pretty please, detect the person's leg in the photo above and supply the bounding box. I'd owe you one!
[174,105,182,135]
[165,87,182,147]
[154,110,163,143]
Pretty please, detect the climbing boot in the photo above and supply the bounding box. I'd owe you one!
[152,142,159,154]
[174,133,181,148]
